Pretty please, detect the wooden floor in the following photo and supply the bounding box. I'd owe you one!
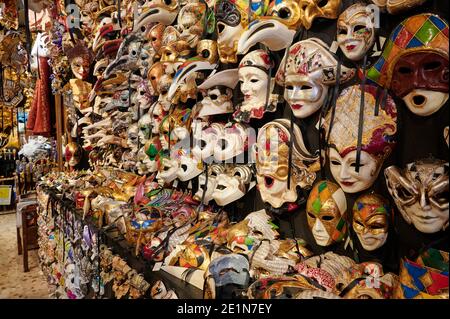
[0,213,50,298]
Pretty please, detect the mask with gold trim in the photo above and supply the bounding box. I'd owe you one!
[298,0,341,30]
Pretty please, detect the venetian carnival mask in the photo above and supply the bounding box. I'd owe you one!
[298,0,341,30]
[66,42,93,80]
[194,164,225,204]
[196,39,219,64]
[176,149,203,181]
[157,153,180,184]
[367,14,449,117]
[255,119,319,209]
[214,0,251,64]
[337,3,376,61]
[306,180,347,246]
[235,49,278,122]
[213,122,251,162]
[126,124,140,152]
[159,26,192,63]
[276,38,354,118]
[353,193,391,251]
[385,158,449,233]
[192,121,219,161]
[196,69,238,118]
[323,85,397,194]
[65,142,82,167]
[177,1,207,49]
[212,165,254,206]
[371,0,427,15]
[134,0,180,31]
[138,113,153,144]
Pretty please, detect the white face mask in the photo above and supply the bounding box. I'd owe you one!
[312,219,331,246]
[284,72,328,118]
[195,172,217,204]
[157,157,179,184]
[213,123,248,162]
[329,148,379,193]
[212,166,252,206]
[256,174,298,209]
[198,87,234,117]
[138,114,153,144]
[192,122,221,161]
[239,67,269,113]
[337,4,375,61]
[177,153,203,181]
[357,232,388,251]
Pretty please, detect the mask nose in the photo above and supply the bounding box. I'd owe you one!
[419,188,431,211]
[339,165,352,180]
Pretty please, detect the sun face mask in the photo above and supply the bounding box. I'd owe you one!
[298,0,341,30]
[385,158,449,234]
[323,85,397,194]
[196,69,239,118]
[255,119,319,209]
[276,38,354,118]
[353,193,391,251]
[337,3,376,61]
[367,14,449,117]
[306,180,347,246]
[235,49,279,122]
[212,164,254,206]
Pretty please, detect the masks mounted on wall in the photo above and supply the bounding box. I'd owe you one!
[255,119,319,209]
[276,38,355,119]
[306,180,347,246]
[337,3,376,61]
[385,158,449,234]
[353,193,391,251]
[367,14,449,117]
[298,0,341,30]
[194,164,225,204]
[211,164,254,206]
[323,85,397,194]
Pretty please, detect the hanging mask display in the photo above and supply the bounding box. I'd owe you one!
[323,85,397,194]
[385,158,449,234]
[306,180,347,246]
[298,0,341,30]
[196,69,239,118]
[255,119,319,209]
[194,164,225,204]
[234,49,279,122]
[367,14,449,117]
[353,193,391,251]
[276,38,355,118]
[212,165,254,206]
[177,1,207,49]
[337,3,376,61]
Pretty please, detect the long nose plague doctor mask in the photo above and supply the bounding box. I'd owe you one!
[255,119,319,210]
[306,180,347,247]
[323,85,397,194]
[385,158,449,234]
[367,14,449,117]
[276,38,355,119]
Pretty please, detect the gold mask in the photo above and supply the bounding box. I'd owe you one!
[299,0,341,30]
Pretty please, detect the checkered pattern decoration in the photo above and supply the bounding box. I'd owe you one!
[395,249,449,299]
[308,181,348,243]
[367,13,449,88]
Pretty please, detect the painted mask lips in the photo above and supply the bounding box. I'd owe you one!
[346,44,356,51]
[415,214,439,223]
[341,181,355,187]
[264,176,274,188]
[291,104,303,110]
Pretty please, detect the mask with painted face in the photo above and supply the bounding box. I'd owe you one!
[306,180,348,246]
[156,152,180,184]
[255,119,319,209]
[323,85,397,193]
[177,1,207,49]
[337,3,376,61]
[138,113,153,145]
[367,14,449,117]
[276,38,354,118]
[65,142,82,167]
[235,49,278,122]
[352,193,391,251]
[385,158,449,234]
[65,41,93,80]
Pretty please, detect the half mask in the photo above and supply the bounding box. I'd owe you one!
[194,164,225,204]
[212,165,254,206]
[367,14,449,117]
[298,0,341,30]
[385,158,449,233]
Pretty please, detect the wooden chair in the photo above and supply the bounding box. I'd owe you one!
[16,192,39,272]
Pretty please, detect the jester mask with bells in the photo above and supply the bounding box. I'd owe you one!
[367,14,449,117]
[337,3,376,61]
[234,49,279,123]
[385,158,449,234]
[255,119,319,209]
[306,180,347,247]
[323,85,397,194]
[353,193,392,251]
[275,38,354,119]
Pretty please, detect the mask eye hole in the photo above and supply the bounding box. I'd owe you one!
[321,215,335,221]
[353,25,367,33]
[250,78,259,83]
[338,27,347,35]
[355,220,364,227]
[278,7,291,19]
[209,94,218,100]
[286,85,294,90]
[398,66,412,74]
[424,61,442,71]
[300,85,312,90]
[201,49,210,59]
[307,212,316,219]
[396,186,414,200]
[330,160,341,166]
[164,0,172,5]
[317,0,329,7]
[350,162,364,168]
[433,190,449,204]
[370,223,385,230]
